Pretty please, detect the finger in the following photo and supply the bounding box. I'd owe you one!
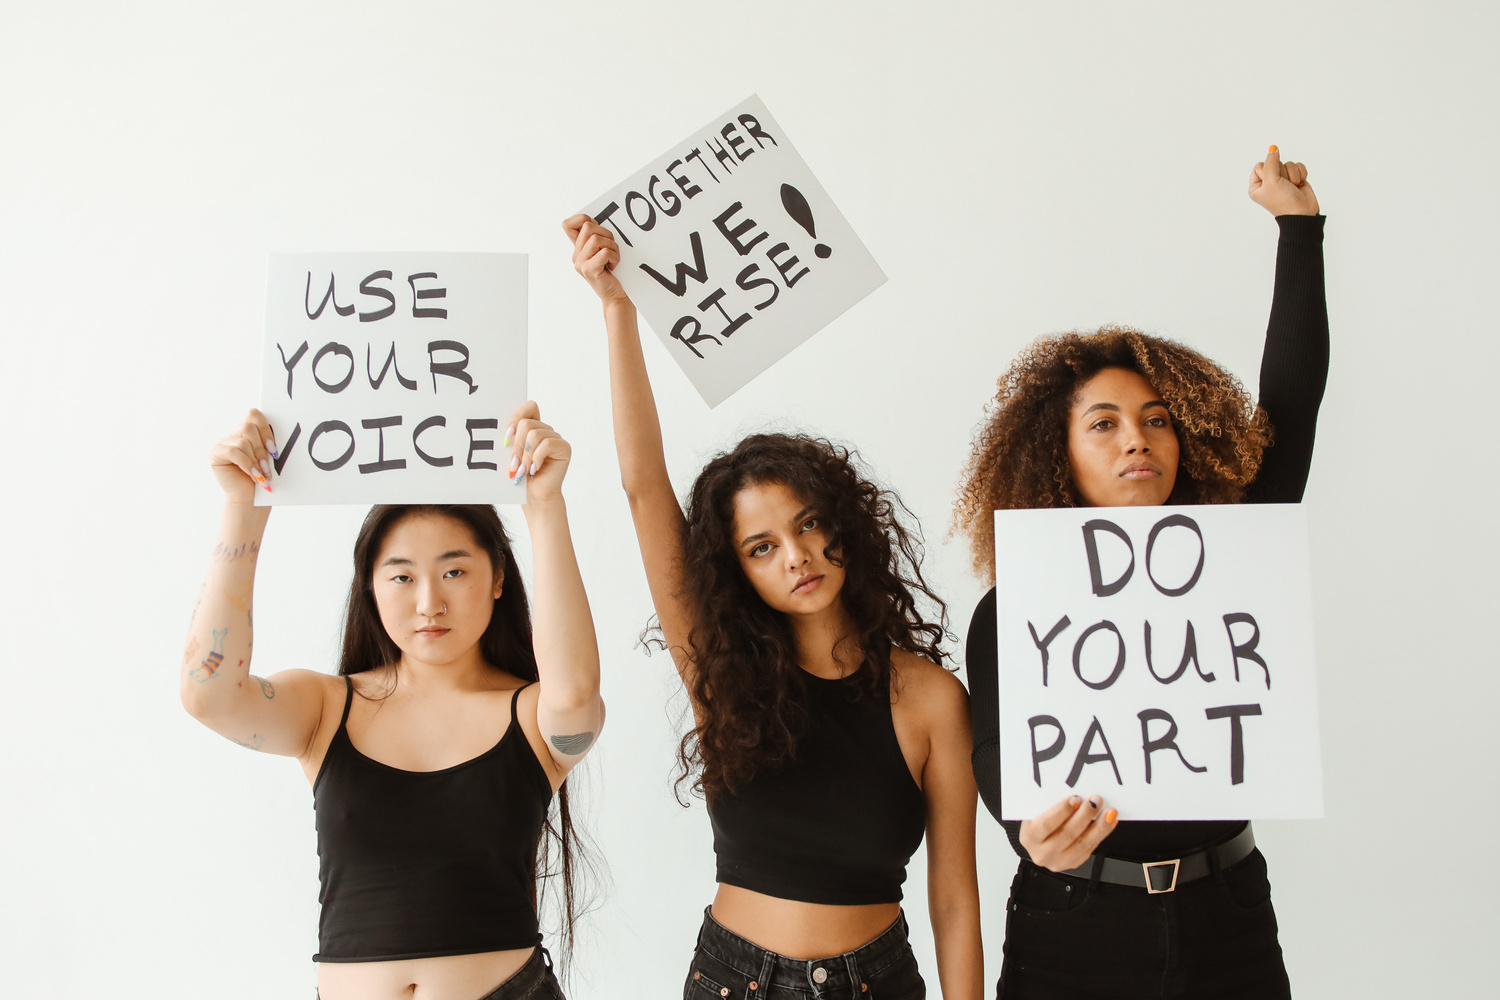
[504,401,541,447]
[1028,795,1086,841]
[561,214,593,242]
[246,409,280,461]
[219,441,270,491]
[583,232,617,259]
[587,247,618,276]
[1054,793,1106,845]
[522,425,555,465]
[1071,805,1120,856]
[529,436,569,478]
[1264,144,1282,180]
[1288,161,1307,186]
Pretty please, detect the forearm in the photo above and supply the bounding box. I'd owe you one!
[181,501,271,719]
[930,884,984,1000]
[522,496,601,711]
[602,298,672,499]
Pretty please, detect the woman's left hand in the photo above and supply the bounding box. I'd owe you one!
[1249,145,1319,216]
[505,401,571,503]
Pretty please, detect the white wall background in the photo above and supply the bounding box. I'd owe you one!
[3,1,1496,996]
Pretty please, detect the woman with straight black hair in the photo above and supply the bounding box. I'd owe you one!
[954,147,1327,998]
[563,214,983,999]
[181,401,601,1000]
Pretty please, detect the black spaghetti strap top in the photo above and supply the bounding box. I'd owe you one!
[312,677,552,962]
[707,670,928,905]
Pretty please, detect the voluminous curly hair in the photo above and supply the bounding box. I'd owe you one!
[954,325,1271,582]
[676,433,949,801]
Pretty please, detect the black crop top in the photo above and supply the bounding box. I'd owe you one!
[967,214,1329,862]
[707,669,927,905]
[312,678,552,962]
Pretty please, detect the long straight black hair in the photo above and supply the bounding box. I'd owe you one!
[338,503,589,966]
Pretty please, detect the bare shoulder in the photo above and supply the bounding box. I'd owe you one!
[889,650,969,716]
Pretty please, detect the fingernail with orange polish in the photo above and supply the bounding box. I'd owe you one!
[1068,795,1082,807]
[1104,809,1118,823]
[1268,144,1278,154]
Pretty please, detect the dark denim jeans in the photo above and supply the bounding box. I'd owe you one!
[998,849,1290,999]
[684,907,925,999]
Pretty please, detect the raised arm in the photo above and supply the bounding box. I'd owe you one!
[1246,146,1329,504]
[562,214,697,682]
[180,410,331,758]
[504,401,604,778]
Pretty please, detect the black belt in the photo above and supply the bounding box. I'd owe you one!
[1055,823,1256,893]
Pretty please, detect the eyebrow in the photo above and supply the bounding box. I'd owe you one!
[1081,400,1168,416]
[738,507,815,548]
[378,548,473,568]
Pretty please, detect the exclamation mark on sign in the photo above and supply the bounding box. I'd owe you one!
[780,184,833,259]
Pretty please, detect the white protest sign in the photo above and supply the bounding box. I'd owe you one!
[583,95,886,407]
[257,253,527,506]
[993,504,1323,820]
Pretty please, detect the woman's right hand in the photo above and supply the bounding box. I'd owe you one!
[211,408,277,503]
[1018,794,1120,872]
[562,213,631,308]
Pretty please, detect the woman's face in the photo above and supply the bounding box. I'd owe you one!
[370,514,503,666]
[1067,367,1180,507]
[730,481,846,617]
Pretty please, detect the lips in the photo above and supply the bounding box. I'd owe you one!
[415,627,450,638]
[792,574,824,595]
[1119,462,1162,479]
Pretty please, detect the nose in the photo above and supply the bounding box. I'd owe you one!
[1123,420,1150,454]
[416,580,444,618]
[785,537,811,570]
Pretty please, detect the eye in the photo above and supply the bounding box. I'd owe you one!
[750,541,773,558]
[443,568,465,579]
[800,517,819,532]
[1090,418,1115,431]
[1146,415,1170,428]
[391,574,413,584]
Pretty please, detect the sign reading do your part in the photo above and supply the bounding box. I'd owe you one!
[583,95,886,407]
[257,253,527,506]
[994,505,1323,820]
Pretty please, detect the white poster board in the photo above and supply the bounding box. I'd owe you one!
[583,95,886,407]
[257,253,528,506]
[993,504,1323,820]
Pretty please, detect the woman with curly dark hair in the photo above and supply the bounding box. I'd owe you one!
[954,147,1327,999]
[562,215,983,999]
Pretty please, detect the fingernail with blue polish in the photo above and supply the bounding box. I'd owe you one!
[266,440,279,460]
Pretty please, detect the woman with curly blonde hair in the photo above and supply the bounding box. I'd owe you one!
[955,148,1327,999]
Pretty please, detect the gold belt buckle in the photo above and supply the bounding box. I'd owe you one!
[1142,859,1180,893]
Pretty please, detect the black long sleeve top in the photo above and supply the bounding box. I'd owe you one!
[966,214,1328,862]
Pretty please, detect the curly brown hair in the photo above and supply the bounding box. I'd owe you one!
[676,433,949,801]
[954,325,1271,582]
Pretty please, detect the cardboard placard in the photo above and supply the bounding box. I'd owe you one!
[583,95,886,407]
[257,253,527,505]
[993,504,1324,820]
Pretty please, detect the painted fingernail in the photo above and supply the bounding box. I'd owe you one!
[1068,795,1082,807]
[529,462,539,477]
[250,469,266,486]
[511,468,526,485]
[262,481,273,493]
[1088,795,1101,809]
[1104,809,1118,823]
[1268,144,1278,153]
[260,458,272,477]
[266,440,279,460]
[508,454,520,476]
[503,424,515,446]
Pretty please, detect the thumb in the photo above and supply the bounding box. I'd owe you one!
[1263,144,1284,180]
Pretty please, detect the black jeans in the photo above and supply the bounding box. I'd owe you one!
[685,907,925,999]
[998,849,1290,999]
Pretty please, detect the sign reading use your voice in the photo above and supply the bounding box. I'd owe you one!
[257,253,528,505]
[583,95,886,407]
[994,505,1323,820]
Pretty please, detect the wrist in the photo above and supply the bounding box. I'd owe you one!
[602,294,635,319]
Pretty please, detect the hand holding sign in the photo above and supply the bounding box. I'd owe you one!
[505,401,571,504]
[563,214,627,308]
[1249,146,1319,216]
[1019,794,1121,873]
[212,409,279,504]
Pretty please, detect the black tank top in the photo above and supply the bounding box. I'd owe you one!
[312,677,552,962]
[707,670,927,905]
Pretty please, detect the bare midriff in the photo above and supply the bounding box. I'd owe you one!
[711,884,901,960]
[317,946,534,1000]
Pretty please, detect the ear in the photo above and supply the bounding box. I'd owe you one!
[492,563,505,600]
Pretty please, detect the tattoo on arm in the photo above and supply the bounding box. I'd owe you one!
[228,732,265,751]
[189,628,228,683]
[549,731,596,756]
[257,677,275,700]
[212,540,261,563]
